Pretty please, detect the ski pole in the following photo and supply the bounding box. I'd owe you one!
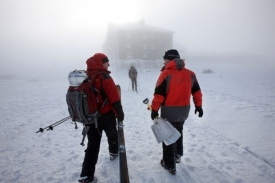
[44,116,72,132]
[37,116,71,133]
[45,117,70,131]
[36,116,71,133]
[137,79,141,91]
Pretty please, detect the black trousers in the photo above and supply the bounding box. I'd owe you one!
[162,121,185,169]
[80,110,118,177]
[130,77,137,90]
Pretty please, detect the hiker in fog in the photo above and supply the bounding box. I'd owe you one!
[150,49,203,175]
[128,66,138,91]
[79,53,124,183]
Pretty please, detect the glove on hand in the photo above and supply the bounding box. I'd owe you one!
[151,110,159,120]
[112,101,124,122]
[195,106,203,117]
[117,116,124,122]
[116,109,124,122]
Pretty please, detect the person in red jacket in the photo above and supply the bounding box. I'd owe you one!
[151,49,203,175]
[79,53,124,183]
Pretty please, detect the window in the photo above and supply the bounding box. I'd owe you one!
[127,51,132,59]
[143,43,147,49]
[151,44,155,49]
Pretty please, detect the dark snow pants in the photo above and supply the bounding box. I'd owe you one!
[80,110,118,178]
[162,121,185,169]
[130,77,137,90]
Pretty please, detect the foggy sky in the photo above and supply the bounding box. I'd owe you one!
[0,0,274,78]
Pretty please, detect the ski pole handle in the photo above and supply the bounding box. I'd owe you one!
[143,98,151,110]
[143,98,152,111]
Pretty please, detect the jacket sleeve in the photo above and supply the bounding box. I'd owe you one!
[151,72,167,111]
[112,100,124,120]
[191,74,202,107]
[102,75,124,119]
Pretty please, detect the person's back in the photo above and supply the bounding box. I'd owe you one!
[152,58,202,122]
[151,49,203,175]
[159,64,193,105]
[129,66,137,78]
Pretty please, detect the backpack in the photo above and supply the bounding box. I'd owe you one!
[66,70,106,145]
[66,79,100,126]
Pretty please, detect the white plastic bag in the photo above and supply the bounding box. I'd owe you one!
[163,121,181,146]
[151,117,180,145]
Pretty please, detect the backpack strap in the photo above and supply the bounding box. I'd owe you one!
[93,73,108,111]
[80,126,90,146]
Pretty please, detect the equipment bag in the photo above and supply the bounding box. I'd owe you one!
[66,71,107,146]
[66,80,100,126]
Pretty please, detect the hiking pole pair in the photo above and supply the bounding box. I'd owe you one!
[36,116,72,133]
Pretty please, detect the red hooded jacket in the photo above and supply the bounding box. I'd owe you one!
[151,58,202,122]
[86,53,123,119]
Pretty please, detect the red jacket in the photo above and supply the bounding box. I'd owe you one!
[151,58,202,122]
[86,54,123,119]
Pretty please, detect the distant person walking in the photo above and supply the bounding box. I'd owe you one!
[150,49,203,175]
[128,66,138,92]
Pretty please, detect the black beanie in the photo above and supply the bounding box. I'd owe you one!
[163,49,180,60]
[102,57,109,64]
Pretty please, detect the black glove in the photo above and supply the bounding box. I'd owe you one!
[151,110,159,120]
[195,106,203,117]
[117,116,124,122]
[116,109,124,122]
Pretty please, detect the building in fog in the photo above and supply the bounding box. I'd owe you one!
[103,20,175,68]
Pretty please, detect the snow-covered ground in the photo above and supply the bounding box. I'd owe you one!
[0,60,275,183]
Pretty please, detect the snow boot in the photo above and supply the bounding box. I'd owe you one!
[78,176,98,183]
[110,153,118,161]
[175,155,181,163]
[160,159,176,175]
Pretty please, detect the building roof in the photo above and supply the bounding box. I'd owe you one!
[108,20,175,34]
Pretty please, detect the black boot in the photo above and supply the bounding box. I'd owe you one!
[160,159,176,175]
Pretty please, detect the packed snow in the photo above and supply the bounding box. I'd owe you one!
[0,60,275,183]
